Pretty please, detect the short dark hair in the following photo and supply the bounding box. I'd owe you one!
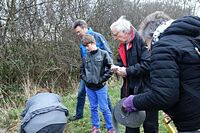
[81,34,95,46]
[36,87,52,94]
[73,19,88,29]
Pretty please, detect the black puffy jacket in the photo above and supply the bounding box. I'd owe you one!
[134,16,200,131]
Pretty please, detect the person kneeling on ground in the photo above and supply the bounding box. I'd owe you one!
[20,87,69,133]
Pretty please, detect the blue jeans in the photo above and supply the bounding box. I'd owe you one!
[75,79,112,118]
[86,85,113,130]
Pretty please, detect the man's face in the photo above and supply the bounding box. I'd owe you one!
[74,26,87,37]
[111,28,129,43]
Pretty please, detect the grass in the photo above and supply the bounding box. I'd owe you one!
[0,78,175,133]
[64,78,122,133]
[63,78,171,133]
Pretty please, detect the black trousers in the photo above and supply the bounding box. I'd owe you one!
[37,123,66,133]
[125,110,158,133]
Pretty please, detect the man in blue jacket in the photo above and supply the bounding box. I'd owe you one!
[69,19,113,121]
[122,13,200,132]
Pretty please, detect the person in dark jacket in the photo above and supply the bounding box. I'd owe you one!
[80,34,114,133]
[122,13,200,132]
[110,16,158,133]
[138,11,174,129]
[69,19,113,121]
[20,87,68,133]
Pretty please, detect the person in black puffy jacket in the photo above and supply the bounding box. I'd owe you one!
[122,12,200,132]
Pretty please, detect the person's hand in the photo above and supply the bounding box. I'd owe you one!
[122,95,137,112]
[111,65,120,73]
[117,67,127,77]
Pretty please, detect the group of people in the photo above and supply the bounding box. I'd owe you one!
[20,11,200,133]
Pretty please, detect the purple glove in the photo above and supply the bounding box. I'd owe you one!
[122,95,137,112]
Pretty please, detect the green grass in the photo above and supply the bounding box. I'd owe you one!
[64,79,171,133]
[0,78,173,133]
[64,78,122,133]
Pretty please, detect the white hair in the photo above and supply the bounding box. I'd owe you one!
[110,16,132,33]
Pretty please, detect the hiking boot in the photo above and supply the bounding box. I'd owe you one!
[68,115,83,121]
[91,126,100,133]
[107,128,115,133]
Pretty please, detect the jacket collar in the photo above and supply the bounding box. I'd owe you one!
[118,27,135,66]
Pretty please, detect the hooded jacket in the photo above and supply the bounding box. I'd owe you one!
[20,92,68,133]
[133,16,200,131]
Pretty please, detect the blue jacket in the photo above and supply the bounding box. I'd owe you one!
[80,27,113,60]
[20,92,68,133]
[134,16,200,131]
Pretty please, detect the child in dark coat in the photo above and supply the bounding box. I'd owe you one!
[80,34,114,133]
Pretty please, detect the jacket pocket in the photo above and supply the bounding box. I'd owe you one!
[95,56,103,67]
[85,58,91,68]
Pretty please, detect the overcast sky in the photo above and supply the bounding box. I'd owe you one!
[197,3,200,16]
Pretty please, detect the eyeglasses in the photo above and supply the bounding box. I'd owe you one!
[83,43,89,47]
[76,29,82,35]
[112,32,119,37]
[83,42,94,47]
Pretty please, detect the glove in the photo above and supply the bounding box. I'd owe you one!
[122,95,137,112]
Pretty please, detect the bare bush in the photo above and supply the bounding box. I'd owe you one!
[0,0,198,92]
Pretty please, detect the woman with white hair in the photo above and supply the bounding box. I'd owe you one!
[110,16,158,133]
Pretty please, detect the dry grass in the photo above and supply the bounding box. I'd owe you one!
[0,78,172,133]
